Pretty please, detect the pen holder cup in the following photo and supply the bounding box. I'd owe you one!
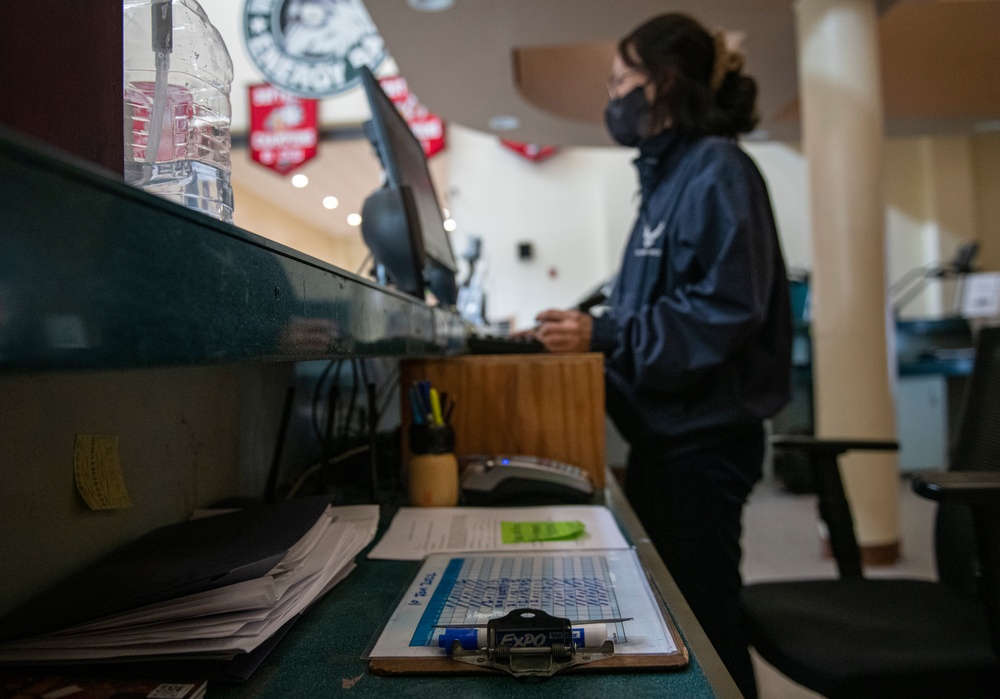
[408,424,458,507]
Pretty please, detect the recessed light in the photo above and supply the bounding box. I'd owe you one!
[323,196,339,210]
[488,115,521,131]
[347,213,362,226]
[407,0,455,11]
[443,218,457,232]
[291,174,309,188]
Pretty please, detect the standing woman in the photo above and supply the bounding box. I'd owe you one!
[533,13,792,699]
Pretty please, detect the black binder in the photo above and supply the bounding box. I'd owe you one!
[0,496,331,645]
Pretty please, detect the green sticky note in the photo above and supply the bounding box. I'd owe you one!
[500,520,586,544]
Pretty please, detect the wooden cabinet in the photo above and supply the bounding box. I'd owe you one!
[401,353,606,487]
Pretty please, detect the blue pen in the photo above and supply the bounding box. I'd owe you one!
[409,387,425,424]
[418,381,432,413]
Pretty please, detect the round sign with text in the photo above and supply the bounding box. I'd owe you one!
[243,0,387,97]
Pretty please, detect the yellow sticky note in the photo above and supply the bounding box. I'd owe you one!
[74,434,132,510]
[500,520,586,544]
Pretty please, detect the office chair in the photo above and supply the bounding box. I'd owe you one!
[741,326,1000,699]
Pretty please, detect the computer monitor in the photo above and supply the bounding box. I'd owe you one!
[358,67,458,305]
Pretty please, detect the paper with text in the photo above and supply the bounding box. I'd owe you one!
[367,505,629,560]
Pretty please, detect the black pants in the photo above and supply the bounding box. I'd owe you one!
[624,424,764,699]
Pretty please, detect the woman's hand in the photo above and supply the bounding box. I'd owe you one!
[534,309,593,353]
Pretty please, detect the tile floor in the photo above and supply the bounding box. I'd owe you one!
[741,477,939,699]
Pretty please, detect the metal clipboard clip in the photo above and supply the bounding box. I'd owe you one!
[438,608,626,678]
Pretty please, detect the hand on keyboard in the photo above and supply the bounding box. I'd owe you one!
[466,334,547,355]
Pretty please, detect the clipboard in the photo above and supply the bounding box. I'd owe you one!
[367,549,688,676]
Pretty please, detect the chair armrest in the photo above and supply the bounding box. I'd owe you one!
[769,435,898,578]
[912,471,1000,506]
[771,435,899,456]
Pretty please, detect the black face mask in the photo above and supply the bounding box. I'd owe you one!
[604,85,650,147]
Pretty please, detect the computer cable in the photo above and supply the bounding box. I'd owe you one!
[283,444,372,500]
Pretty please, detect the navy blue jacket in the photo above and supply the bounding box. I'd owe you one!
[590,130,792,445]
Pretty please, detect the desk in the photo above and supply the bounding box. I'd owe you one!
[0,132,737,697]
[212,475,741,698]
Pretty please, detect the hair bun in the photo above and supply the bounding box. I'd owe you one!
[710,29,746,92]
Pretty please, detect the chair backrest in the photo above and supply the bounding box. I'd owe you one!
[950,326,1000,474]
[936,326,1000,595]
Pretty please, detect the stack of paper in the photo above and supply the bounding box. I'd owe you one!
[0,500,378,681]
[0,674,208,699]
[367,505,630,560]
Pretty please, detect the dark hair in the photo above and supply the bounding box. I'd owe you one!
[619,13,759,138]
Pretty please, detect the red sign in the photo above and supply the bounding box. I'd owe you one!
[501,139,558,163]
[378,75,446,158]
[249,84,319,175]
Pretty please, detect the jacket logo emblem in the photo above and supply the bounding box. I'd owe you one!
[642,222,665,248]
[636,221,664,257]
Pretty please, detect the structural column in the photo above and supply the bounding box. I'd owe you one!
[794,0,900,561]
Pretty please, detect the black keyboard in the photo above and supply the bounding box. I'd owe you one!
[466,334,547,355]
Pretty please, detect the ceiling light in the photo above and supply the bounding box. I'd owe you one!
[443,218,457,232]
[347,213,362,226]
[323,196,340,210]
[291,174,309,188]
[407,0,455,11]
[488,115,521,132]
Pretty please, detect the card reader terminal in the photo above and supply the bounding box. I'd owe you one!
[460,455,595,505]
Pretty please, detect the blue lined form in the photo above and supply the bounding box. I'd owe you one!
[408,554,627,647]
[370,550,678,660]
[411,557,465,646]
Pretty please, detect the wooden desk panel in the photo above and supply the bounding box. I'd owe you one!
[401,353,606,487]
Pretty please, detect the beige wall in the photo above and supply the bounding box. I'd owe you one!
[885,134,1000,317]
[743,142,813,274]
[972,132,1000,272]
[751,134,999,320]
[232,179,370,275]
[885,138,936,311]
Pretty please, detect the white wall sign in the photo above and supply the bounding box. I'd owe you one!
[961,272,1000,318]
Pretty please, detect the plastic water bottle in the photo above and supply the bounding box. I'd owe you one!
[123,0,235,223]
